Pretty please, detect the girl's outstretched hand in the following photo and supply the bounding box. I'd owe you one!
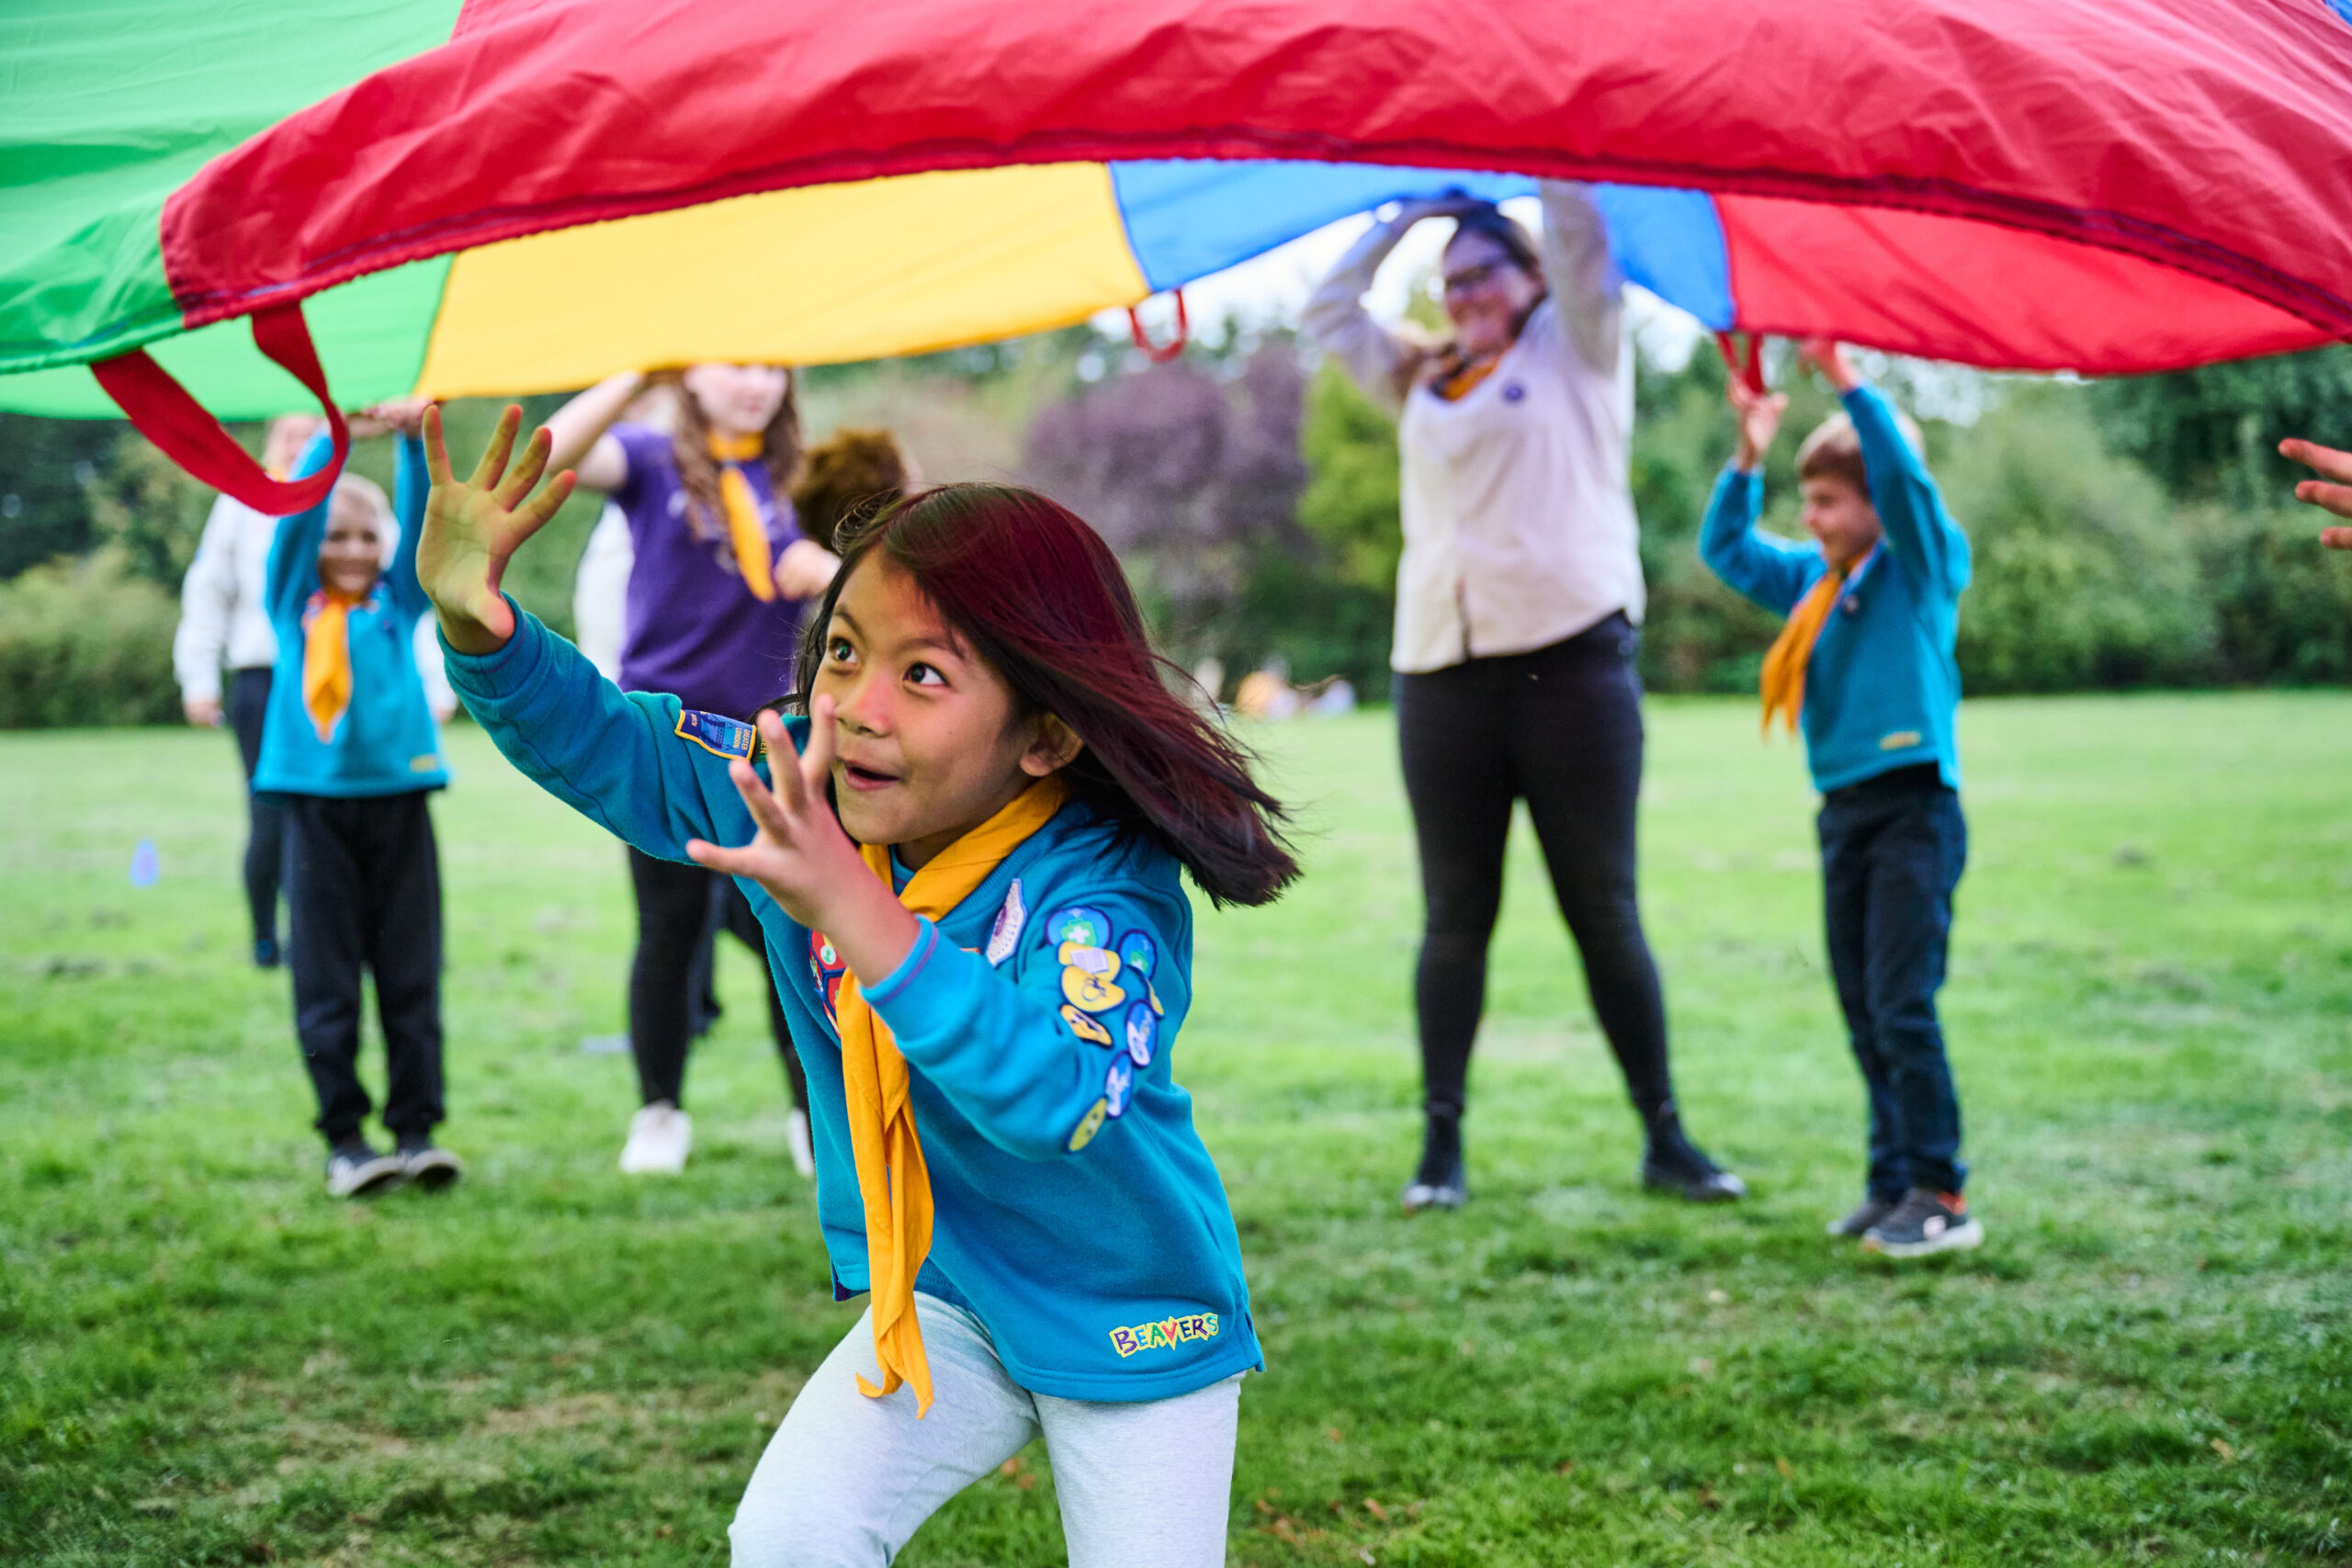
[2280,438,2352,547]
[687,700,919,980]
[418,404,576,654]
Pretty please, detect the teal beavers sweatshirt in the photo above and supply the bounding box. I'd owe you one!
[253,433,448,798]
[442,608,1260,1401]
[1698,385,1972,794]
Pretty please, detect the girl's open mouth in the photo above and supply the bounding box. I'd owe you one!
[841,762,899,792]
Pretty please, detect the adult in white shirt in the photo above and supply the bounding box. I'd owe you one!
[1305,186,1743,1211]
[175,412,457,966]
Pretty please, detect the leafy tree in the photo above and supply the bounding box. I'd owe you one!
[0,412,118,580]
[2090,344,2352,507]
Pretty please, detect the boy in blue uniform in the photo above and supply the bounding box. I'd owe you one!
[1698,341,1982,1258]
[257,403,459,1199]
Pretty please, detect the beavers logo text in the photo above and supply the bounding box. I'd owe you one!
[1108,1313,1221,1358]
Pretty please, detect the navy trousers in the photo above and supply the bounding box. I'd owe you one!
[283,790,445,1145]
[1817,763,1968,1198]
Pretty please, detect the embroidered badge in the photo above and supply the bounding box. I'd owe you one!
[1116,930,1156,978]
[1103,1058,1134,1118]
[1060,1004,1114,1046]
[808,931,846,1025]
[1107,1313,1222,1358]
[1046,905,1114,949]
[1122,1000,1157,1067]
[1059,943,1126,1013]
[1067,1098,1109,1152]
[675,709,757,760]
[985,878,1026,966]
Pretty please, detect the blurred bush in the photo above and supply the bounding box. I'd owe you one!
[0,550,179,728]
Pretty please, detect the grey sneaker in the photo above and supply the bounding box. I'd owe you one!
[396,1134,463,1193]
[1861,1188,1983,1258]
[1826,1195,1899,1238]
[325,1140,406,1199]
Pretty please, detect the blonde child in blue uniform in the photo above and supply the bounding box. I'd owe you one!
[1698,340,1983,1258]
[414,408,1299,1566]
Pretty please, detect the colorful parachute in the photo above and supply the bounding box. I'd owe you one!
[5,0,2350,502]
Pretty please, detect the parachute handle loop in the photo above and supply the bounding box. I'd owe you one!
[1713,331,1768,396]
[90,302,351,515]
[1127,289,1189,365]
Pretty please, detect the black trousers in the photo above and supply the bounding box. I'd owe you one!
[1818,764,1968,1198]
[283,791,445,1145]
[229,666,288,946]
[627,847,808,1112]
[1395,615,1677,1125]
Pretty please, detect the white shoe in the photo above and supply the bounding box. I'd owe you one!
[619,1103,692,1174]
[786,1108,815,1178]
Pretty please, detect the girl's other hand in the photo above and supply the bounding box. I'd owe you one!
[686,699,920,978]
[2280,438,2352,547]
[418,404,576,654]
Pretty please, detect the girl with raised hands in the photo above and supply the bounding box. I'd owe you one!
[541,366,837,1178]
[419,407,1296,1567]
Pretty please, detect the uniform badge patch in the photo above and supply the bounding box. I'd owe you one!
[1107,1313,1221,1358]
[1058,943,1126,1013]
[1060,1004,1114,1046]
[1067,1098,1109,1152]
[1046,905,1114,949]
[985,878,1026,966]
[1102,1057,1134,1118]
[1116,930,1156,978]
[1122,1001,1157,1067]
[675,709,757,760]
[808,931,847,1025]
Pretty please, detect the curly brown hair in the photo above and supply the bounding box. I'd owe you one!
[790,427,910,551]
[668,369,804,546]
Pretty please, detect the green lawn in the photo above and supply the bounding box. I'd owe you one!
[4,694,2349,1566]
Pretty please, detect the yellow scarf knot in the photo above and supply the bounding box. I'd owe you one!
[1758,557,1857,735]
[827,773,1073,1416]
[707,432,777,602]
[301,587,367,743]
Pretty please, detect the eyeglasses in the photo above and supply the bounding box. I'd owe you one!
[1442,263,1506,296]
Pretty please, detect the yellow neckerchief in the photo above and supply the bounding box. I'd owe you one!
[1759,547,1872,735]
[300,587,367,742]
[830,772,1073,1416]
[707,431,777,602]
[1436,355,1501,402]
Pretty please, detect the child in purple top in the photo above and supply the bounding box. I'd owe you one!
[545,365,842,1179]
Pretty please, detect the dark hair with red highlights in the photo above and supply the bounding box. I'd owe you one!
[795,482,1299,908]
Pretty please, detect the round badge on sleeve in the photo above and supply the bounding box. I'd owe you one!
[1122,1000,1157,1067]
[1116,930,1157,979]
[1046,905,1114,950]
[1103,1058,1135,1118]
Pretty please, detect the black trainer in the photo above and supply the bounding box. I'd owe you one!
[324,1139,405,1199]
[1640,1118,1747,1202]
[1826,1195,1899,1238]
[1400,1108,1467,1213]
[1860,1187,1982,1258]
[396,1134,463,1193]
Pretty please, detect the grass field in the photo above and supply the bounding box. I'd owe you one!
[4,694,2350,1566]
